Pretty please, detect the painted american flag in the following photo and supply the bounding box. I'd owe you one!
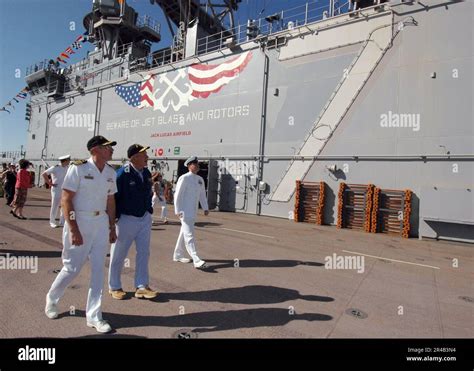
[188,51,252,98]
[114,52,252,111]
[115,74,155,108]
[114,83,142,107]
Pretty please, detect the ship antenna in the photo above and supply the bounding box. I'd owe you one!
[258,0,268,16]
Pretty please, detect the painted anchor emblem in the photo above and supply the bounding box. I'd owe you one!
[154,69,194,113]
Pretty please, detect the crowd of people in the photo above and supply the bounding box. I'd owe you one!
[1,159,34,219]
[1,156,173,225]
[4,136,208,334]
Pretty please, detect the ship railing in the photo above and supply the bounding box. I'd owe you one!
[46,0,375,82]
[29,86,48,95]
[196,1,352,53]
[122,49,177,73]
[68,58,90,73]
[25,59,62,76]
[151,48,175,67]
[117,42,134,57]
[122,1,353,69]
[137,14,161,34]
[0,150,22,161]
[129,56,149,72]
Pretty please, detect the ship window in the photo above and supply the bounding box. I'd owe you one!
[32,134,36,140]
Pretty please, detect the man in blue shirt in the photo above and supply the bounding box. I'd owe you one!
[108,144,158,300]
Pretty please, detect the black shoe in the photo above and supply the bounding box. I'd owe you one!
[10,210,18,218]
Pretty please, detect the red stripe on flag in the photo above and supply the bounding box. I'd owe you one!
[141,94,154,107]
[191,86,226,99]
[188,52,252,98]
[188,54,242,72]
[189,68,243,85]
[140,80,153,92]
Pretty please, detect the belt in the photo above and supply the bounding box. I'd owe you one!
[75,210,106,217]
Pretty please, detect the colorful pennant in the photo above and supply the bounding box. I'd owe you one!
[1,32,89,114]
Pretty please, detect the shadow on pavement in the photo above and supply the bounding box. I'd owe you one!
[76,308,333,334]
[152,285,334,305]
[62,305,332,334]
[200,259,324,273]
[194,222,222,227]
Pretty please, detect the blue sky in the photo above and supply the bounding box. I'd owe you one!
[0,0,316,152]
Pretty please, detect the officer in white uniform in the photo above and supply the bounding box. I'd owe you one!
[45,135,118,334]
[42,154,70,228]
[151,172,168,224]
[173,156,209,269]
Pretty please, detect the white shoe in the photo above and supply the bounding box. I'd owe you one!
[194,260,207,269]
[45,298,58,319]
[50,223,58,228]
[87,320,112,333]
[173,257,192,263]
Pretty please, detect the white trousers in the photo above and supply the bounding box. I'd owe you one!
[47,214,109,323]
[152,195,168,221]
[108,212,152,290]
[50,187,64,225]
[173,218,203,267]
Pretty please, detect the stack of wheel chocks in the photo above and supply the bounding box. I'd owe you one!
[294,180,302,222]
[294,181,325,225]
[337,182,345,229]
[297,180,413,238]
[337,183,374,231]
[365,184,375,232]
[371,187,381,233]
[402,190,412,238]
[317,181,325,225]
[370,188,412,238]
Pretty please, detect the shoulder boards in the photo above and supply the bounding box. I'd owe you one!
[71,160,87,166]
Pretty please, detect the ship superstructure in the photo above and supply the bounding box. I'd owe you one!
[23,0,474,243]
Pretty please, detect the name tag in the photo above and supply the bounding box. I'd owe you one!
[85,175,94,179]
[129,181,136,186]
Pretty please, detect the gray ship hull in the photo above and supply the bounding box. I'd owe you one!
[25,0,474,242]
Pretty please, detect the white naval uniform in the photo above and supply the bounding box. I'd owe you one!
[151,181,168,221]
[46,158,117,323]
[173,171,209,267]
[45,164,68,226]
